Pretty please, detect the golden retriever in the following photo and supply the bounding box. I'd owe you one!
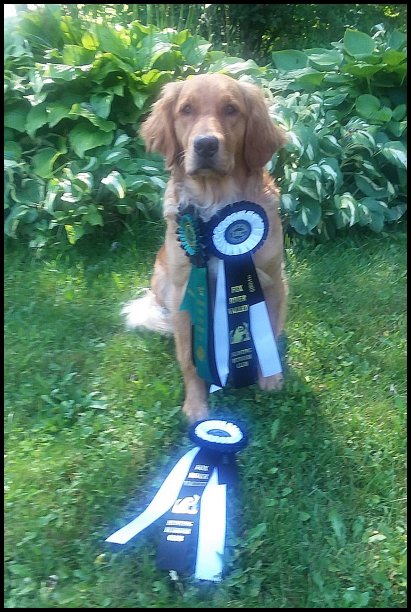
[123,73,288,422]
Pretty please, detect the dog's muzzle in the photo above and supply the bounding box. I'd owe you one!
[190,135,223,175]
[194,135,219,158]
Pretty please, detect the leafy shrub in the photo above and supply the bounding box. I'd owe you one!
[58,4,408,63]
[4,7,407,246]
[4,6,224,246]
[196,3,407,63]
[268,26,407,238]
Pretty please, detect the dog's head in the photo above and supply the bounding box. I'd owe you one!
[140,73,286,175]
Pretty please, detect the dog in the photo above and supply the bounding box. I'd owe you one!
[123,73,288,422]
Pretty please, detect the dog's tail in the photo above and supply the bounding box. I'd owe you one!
[121,289,173,335]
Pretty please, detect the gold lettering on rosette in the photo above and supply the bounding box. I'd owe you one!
[231,285,244,294]
[228,304,249,314]
[229,294,247,304]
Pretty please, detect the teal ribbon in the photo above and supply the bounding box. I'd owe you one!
[177,206,218,384]
[180,265,215,383]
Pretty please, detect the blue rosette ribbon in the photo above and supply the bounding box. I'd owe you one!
[106,418,247,582]
[205,201,282,389]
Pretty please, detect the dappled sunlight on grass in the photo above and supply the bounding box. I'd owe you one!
[5,226,406,608]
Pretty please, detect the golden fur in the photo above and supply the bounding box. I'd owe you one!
[127,73,288,422]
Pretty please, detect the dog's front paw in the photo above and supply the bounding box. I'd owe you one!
[258,372,284,392]
[182,400,209,424]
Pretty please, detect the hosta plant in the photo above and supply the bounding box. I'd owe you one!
[4,6,222,246]
[4,7,407,246]
[267,26,407,238]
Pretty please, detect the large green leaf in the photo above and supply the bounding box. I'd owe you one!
[47,102,72,127]
[346,130,376,154]
[141,69,173,86]
[100,149,130,165]
[68,104,116,132]
[90,93,114,119]
[319,135,342,155]
[94,23,132,60]
[101,171,127,199]
[381,49,407,66]
[62,45,95,66]
[291,68,325,87]
[83,204,103,226]
[26,103,48,138]
[4,104,29,133]
[81,32,99,51]
[356,94,380,118]
[181,35,212,65]
[387,29,407,51]
[333,193,358,228]
[323,92,348,108]
[14,178,43,205]
[358,198,388,232]
[343,62,383,78]
[380,141,407,169]
[4,142,23,161]
[356,95,392,123]
[69,124,113,158]
[272,50,308,71]
[280,193,298,213]
[360,198,387,215]
[354,175,391,198]
[392,104,406,121]
[290,200,322,234]
[150,48,183,72]
[41,63,80,81]
[344,29,375,59]
[208,57,262,76]
[319,158,343,192]
[5,205,31,237]
[384,204,407,221]
[32,148,65,178]
[74,172,93,192]
[65,224,86,244]
[306,48,343,70]
[129,87,150,110]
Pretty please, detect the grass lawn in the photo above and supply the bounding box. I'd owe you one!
[4,222,406,608]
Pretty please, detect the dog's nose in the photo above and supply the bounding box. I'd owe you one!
[194,135,219,158]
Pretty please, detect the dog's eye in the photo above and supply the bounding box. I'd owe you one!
[180,104,193,115]
[224,104,238,116]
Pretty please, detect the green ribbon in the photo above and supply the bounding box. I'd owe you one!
[180,266,215,383]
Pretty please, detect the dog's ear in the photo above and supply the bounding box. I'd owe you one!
[140,81,183,169]
[240,82,287,170]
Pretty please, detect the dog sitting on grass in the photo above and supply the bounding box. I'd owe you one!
[123,73,288,422]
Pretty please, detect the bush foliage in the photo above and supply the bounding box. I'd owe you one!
[57,4,407,62]
[269,26,407,238]
[4,6,407,246]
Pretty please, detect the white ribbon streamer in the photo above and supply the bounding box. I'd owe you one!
[211,258,282,390]
[106,446,201,545]
[210,258,229,393]
[195,468,226,581]
[250,302,282,377]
